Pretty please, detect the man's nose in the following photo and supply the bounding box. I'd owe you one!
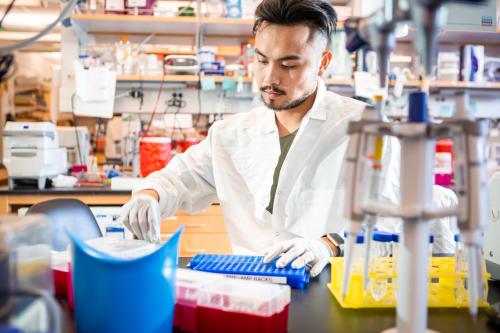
[263,62,281,87]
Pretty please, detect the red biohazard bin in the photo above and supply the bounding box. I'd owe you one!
[139,137,173,177]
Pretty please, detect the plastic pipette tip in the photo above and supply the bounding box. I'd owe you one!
[342,236,356,300]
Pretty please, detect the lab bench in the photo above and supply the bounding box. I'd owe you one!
[57,257,500,333]
[0,186,232,256]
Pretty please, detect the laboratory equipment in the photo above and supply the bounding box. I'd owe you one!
[188,254,310,289]
[485,171,500,279]
[164,55,199,75]
[125,0,155,15]
[70,226,183,333]
[434,139,453,187]
[105,0,126,14]
[437,52,460,81]
[370,231,392,301]
[105,116,123,161]
[57,126,91,167]
[3,122,68,189]
[342,1,490,332]
[175,268,290,333]
[72,61,117,119]
[225,0,242,18]
[460,45,485,82]
[329,256,490,308]
[205,0,226,18]
[0,214,61,333]
[139,136,173,177]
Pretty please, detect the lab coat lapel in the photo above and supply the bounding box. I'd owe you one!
[273,80,329,203]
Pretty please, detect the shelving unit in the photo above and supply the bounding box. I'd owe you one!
[116,74,254,83]
[399,27,500,45]
[70,14,200,35]
[69,14,347,37]
[115,75,500,90]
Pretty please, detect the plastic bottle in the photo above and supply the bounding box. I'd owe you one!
[370,231,392,301]
[428,235,434,261]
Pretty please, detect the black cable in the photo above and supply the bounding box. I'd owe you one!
[71,93,83,166]
[193,72,202,128]
[0,54,14,83]
[144,72,165,134]
[0,0,16,31]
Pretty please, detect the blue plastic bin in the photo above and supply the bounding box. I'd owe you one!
[69,226,184,333]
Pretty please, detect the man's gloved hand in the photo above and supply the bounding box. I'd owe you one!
[120,193,161,243]
[263,238,333,277]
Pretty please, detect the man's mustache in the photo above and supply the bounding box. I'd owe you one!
[260,85,286,95]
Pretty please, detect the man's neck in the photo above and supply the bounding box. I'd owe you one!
[275,87,318,137]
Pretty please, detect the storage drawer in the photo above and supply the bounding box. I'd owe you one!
[161,215,226,233]
[160,232,232,257]
[176,205,221,217]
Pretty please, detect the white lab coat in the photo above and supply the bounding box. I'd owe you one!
[134,78,457,254]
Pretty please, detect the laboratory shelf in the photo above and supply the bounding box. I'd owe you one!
[115,75,500,90]
[116,74,254,83]
[69,14,345,37]
[70,14,199,35]
[399,27,500,45]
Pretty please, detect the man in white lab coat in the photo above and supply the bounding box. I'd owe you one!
[121,0,456,277]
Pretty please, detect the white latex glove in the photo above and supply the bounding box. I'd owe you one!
[263,238,333,277]
[120,194,161,243]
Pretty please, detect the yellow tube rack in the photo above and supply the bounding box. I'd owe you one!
[328,257,490,309]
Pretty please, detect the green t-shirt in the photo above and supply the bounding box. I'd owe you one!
[266,129,299,214]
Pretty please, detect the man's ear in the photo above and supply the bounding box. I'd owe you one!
[318,49,333,76]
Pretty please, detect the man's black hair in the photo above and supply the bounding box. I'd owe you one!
[253,0,338,49]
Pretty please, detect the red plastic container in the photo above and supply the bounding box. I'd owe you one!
[181,138,201,152]
[52,262,74,309]
[139,137,173,177]
[197,304,288,333]
[174,269,290,333]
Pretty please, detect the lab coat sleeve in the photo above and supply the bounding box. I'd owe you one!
[372,138,458,254]
[132,123,218,217]
[429,185,459,254]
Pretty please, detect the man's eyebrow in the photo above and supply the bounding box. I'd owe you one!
[255,49,301,62]
[255,49,267,58]
[277,55,301,61]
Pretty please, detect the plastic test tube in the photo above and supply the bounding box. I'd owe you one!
[392,233,400,298]
[370,231,392,301]
[454,234,466,303]
[343,231,365,298]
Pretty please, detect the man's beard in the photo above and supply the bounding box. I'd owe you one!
[260,86,313,111]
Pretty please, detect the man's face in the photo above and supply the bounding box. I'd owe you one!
[254,23,330,111]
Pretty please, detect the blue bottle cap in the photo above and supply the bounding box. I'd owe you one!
[454,234,460,242]
[392,233,400,243]
[355,233,365,244]
[408,92,429,123]
[344,231,365,244]
[373,231,393,242]
[429,235,434,244]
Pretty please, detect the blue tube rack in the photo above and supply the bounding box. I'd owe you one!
[188,254,310,289]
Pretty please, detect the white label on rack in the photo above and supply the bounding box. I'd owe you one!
[127,0,146,7]
[224,274,287,284]
[106,0,125,11]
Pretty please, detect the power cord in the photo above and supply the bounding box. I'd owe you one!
[71,93,83,166]
[0,0,16,31]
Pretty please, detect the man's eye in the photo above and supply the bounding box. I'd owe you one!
[258,59,268,64]
[282,64,297,69]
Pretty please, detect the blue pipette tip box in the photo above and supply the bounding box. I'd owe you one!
[187,254,310,289]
